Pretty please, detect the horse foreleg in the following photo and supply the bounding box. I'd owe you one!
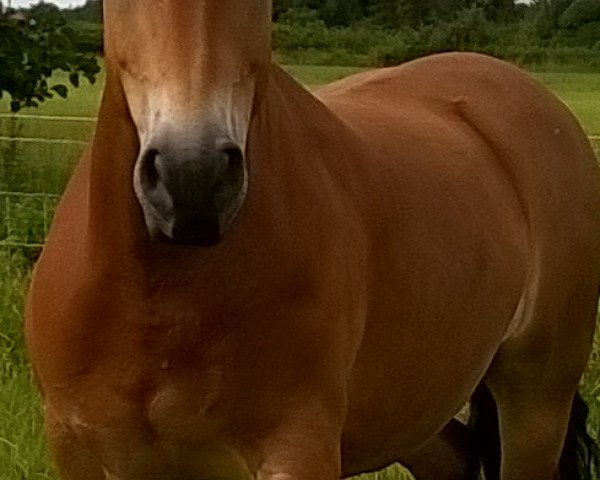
[257,403,343,480]
[489,384,572,480]
[45,408,107,480]
[486,343,585,480]
[402,419,479,480]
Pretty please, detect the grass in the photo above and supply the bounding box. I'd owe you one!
[533,73,600,136]
[0,250,54,480]
[0,368,53,480]
[284,64,366,88]
[0,349,53,480]
[0,63,599,480]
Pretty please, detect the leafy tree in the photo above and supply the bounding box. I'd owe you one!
[273,0,520,27]
[476,0,515,21]
[533,0,555,38]
[321,0,363,26]
[367,0,413,27]
[559,0,600,27]
[549,0,576,20]
[64,0,102,24]
[0,3,100,112]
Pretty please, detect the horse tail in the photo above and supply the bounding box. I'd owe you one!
[560,391,600,480]
[469,383,501,480]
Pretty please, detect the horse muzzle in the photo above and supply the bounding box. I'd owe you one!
[134,135,247,246]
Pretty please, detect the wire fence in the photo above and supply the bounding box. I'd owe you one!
[0,115,92,282]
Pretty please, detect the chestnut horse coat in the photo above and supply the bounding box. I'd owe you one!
[26,52,600,479]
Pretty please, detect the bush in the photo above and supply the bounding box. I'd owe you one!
[560,0,600,28]
[273,9,331,52]
[427,7,493,52]
[552,21,600,48]
[274,6,600,72]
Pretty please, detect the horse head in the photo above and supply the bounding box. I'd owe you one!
[104,0,272,245]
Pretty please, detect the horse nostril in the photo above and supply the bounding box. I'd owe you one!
[219,144,245,192]
[141,148,160,189]
[221,144,244,171]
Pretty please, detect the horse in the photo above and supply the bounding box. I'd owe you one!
[25,1,600,479]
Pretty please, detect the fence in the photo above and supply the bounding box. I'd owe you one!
[0,115,93,282]
[0,116,599,257]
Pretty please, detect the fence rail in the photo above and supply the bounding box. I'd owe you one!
[0,191,61,199]
[0,136,88,146]
[0,113,96,123]
[0,116,599,252]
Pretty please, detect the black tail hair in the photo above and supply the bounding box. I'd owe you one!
[469,383,501,480]
[560,392,600,480]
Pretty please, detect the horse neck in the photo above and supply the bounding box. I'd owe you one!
[250,65,358,181]
[86,71,146,251]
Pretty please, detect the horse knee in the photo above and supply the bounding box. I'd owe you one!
[45,411,106,480]
[403,420,478,480]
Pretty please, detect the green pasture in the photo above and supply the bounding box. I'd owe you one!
[1,64,600,480]
[536,72,600,136]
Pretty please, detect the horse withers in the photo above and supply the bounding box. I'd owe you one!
[25,1,600,479]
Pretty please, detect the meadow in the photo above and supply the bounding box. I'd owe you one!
[1,64,599,480]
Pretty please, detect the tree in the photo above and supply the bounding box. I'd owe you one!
[559,0,600,27]
[0,3,100,112]
[477,0,516,21]
[321,0,363,26]
[533,0,555,38]
[64,0,102,24]
[367,0,413,27]
[549,0,575,20]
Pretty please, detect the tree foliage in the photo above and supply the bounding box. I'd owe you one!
[0,2,100,112]
[64,0,102,24]
[272,0,600,30]
[559,0,600,27]
[273,0,518,27]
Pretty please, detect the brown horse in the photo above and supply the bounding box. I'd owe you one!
[25,1,600,479]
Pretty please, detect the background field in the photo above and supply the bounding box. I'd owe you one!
[1,64,599,480]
